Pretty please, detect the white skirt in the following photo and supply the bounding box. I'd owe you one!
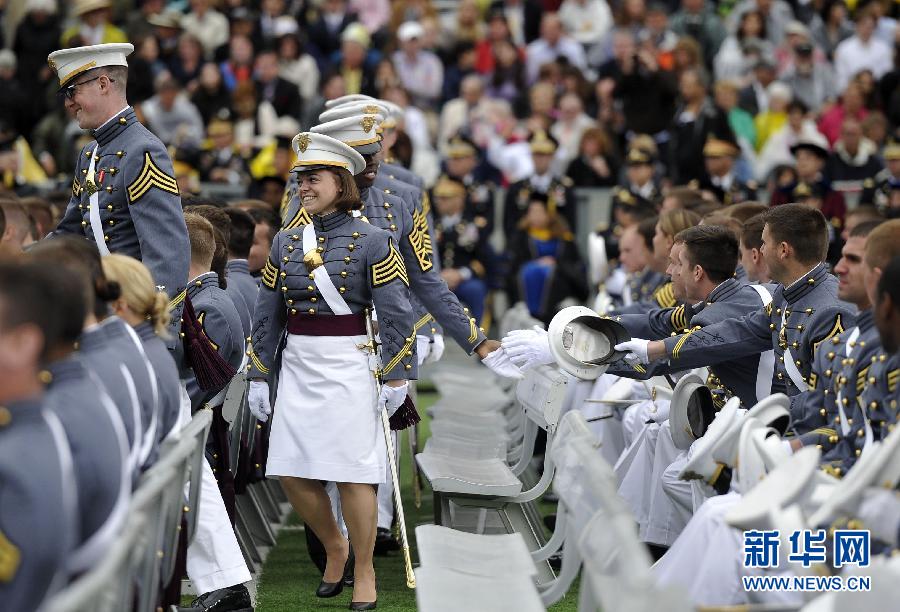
[266,333,386,483]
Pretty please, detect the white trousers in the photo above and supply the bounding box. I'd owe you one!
[616,420,661,527]
[640,424,685,547]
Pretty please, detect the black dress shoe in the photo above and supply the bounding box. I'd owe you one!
[343,547,356,587]
[374,527,399,555]
[177,584,253,611]
[316,549,354,598]
[349,601,376,610]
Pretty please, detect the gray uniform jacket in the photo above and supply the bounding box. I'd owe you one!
[249,210,417,382]
[790,309,882,455]
[381,160,425,190]
[135,321,183,444]
[224,278,252,342]
[78,325,142,474]
[226,258,260,321]
[44,356,130,574]
[54,107,189,347]
[615,280,679,316]
[628,269,668,305]
[283,184,485,352]
[99,316,161,468]
[0,397,78,612]
[613,278,777,407]
[185,272,245,411]
[662,263,856,398]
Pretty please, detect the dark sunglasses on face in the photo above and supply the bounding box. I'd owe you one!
[59,75,114,100]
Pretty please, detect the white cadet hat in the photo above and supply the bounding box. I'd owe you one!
[725,445,821,531]
[291,132,365,176]
[679,397,743,484]
[323,96,404,130]
[310,114,383,155]
[669,373,716,450]
[734,419,790,494]
[547,306,630,380]
[319,101,390,124]
[48,42,133,90]
[808,424,900,526]
[745,393,790,435]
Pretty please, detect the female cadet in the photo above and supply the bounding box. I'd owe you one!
[102,254,184,445]
[247,133,416,610]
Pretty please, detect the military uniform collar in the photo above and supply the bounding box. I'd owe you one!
[2,395,43,425]
[188,272,219,298]
[135,320,155,341]
[226,259,250,275]
[78,325,106,352]
[782,262,827,304]
[312,209,353,232]
[45,355,88,385]
[98,315,127,339]
[734,264,748,282]
[706,277,740,303]
[92,106,137,147]
[856,308,875,335]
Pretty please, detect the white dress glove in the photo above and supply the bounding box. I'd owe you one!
[379,381,409,417]
[416,335,432,366]
[857,488,900,546]
[248,380,272,422]
[482,347,525,379]
[425,333,445,364]
[614,339,651,365]
[502,326,554,371]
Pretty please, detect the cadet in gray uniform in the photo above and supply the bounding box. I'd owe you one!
[224,207,260,320]
[620,205,856,404]
[29,244,131,576]
[247,133,415,608]
[0,263,78,612]
[306,113,497,358]
[103,254,183,444]
[48,43,189,348]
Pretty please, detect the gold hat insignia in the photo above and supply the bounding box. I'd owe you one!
[296,133,310,153]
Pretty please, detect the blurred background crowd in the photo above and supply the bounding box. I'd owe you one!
[0,0,898,327]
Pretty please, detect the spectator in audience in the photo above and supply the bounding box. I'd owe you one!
[755,99,820,181]
[565,127,619,188]
[714,9,771,81]
[142,75,206,148]
[124,0,165,41]
[669,0,726,68]
[668,68,734,185]
[219,34,256,92]
[13,0,61,125]
[197,118,250,186]
[779,39,838,112]
[181,0,230,58]
[860,143,900,215]
[826,117,884,191]
[737,54,778,116]
[191,62,233,126]
[809,0,855,61]
[508,192,587,322]
[485,38,527,105]
[333,23,377,98]
[169,33,205,91]
[699,138,757,205]
[772,132,846,230]
[392,21,444,109]
[350,0,391,37]
[308,0,358,68]
[729,0,795,46]
[833,7,893,92]
[714,80,756,153]
[753,81,791,152]
[277,31,321,105]
[559,0,614,54]
[231,81,278,151]
[551,92,597,174]
[818,81,869,145]
[0,52,30,146]
[62,0,129,48]
[525,12,588,84]
[438,75,488,155]
[254,48,302,120]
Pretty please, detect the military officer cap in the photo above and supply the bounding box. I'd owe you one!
[624,147,655,166]
[310,113,384,155]
[529,130,558,155]
[703,138,740,158]
[884,142,900,161]
[790,132,829,159]
[433,175,466,199]
[47,42,134,91]
[323,95,404,131]
[446,135,479,159]
[319,100,390,125]
[291,132,366,176]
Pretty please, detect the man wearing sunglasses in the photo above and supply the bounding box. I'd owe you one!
[47,42,189,349]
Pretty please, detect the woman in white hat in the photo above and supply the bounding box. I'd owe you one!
[247,133,417,610]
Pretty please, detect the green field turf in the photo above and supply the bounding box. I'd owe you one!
[253,391,580,612]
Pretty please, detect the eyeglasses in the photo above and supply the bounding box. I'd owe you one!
[59,75,113,100]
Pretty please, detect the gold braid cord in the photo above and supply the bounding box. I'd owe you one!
[284,206,312,230]
[671,326,703,359]
[408,208,433,272]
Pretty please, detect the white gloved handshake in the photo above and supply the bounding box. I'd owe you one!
[248,380,272,422]
[379,381,409,417]
[501,326,555,371]
[614,338,651,365]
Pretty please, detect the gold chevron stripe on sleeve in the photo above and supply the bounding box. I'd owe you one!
[284,205,312,230]
[408,208,434,272]
[72,177,82,198]
[127,151,179,202]
[889,369,899,392]
[672,326,702,359]
[654,282,676,308]
[421,191,431,217]
[467,315,478,344]
[371,238,409,287]
[382,333,415,375]
[249,351,269,375]
[261,259,279,290]
[414,313,434,332]
[670,304,687,331]
[813,315,845,353]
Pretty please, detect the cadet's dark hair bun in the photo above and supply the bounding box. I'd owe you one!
[96,278,121,303]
